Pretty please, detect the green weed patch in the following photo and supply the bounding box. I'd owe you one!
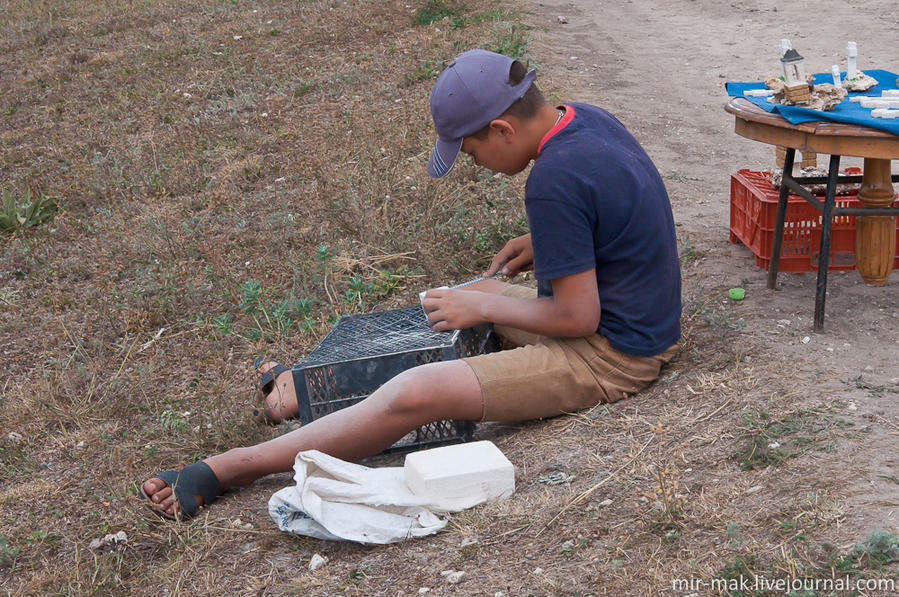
[736,405,853,470]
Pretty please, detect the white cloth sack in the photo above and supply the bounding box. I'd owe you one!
[269,450,467,544]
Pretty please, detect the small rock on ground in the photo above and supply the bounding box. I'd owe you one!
[440,570,466,584]
[309,553,329,571]
[89,531,127,550]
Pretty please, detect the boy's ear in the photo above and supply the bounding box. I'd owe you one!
[488,118,516,139]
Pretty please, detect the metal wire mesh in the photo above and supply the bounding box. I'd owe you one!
[291,307,497,452]
[299,307,460,366]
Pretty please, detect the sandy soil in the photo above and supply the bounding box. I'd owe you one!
[523,0,899,534]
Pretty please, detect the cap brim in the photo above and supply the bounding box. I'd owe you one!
[426,137,462,178]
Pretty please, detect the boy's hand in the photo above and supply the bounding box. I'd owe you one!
[422,289,485,332]
[485,233,533,277]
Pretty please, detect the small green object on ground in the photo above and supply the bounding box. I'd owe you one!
[729,287,746,301]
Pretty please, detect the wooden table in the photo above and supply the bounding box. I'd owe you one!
[725,97,899,331]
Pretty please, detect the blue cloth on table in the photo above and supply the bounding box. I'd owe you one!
[726,70,899,136]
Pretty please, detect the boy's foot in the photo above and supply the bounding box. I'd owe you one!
[253,360,300,424]
[140,460,222,520]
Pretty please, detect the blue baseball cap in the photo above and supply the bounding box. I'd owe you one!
[426,49,537,178]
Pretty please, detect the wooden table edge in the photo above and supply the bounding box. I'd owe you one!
[725,98,899,160]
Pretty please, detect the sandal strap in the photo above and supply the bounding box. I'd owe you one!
[156,461,221,519]
[258,363,290,393]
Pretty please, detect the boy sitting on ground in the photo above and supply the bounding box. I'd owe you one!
[141,49,681,519]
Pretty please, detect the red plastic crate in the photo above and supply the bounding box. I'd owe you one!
[729,169,899,272]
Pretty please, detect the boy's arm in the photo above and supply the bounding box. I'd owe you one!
[484,233,534,276]
[423,268,601,337]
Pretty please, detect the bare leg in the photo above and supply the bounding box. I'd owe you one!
[142,359,483,517]
[255,360,300,423]
[255,278,512,424]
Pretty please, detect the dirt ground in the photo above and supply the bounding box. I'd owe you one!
[524,0,899,539]
[2,0,899,595]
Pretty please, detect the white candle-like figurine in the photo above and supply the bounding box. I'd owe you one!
[779,39,792,57]
[846,41,858,79]
[831,65,842,88]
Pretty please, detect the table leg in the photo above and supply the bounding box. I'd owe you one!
[855,158,897,285]
[814,154,841,332]
[767,147,796,290]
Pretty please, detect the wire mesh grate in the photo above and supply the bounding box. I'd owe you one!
[299,307,461,366]
[291,307,498,452]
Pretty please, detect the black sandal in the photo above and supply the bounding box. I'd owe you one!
[252,357,291,424]
[140,461,222,520]
[253,356,290,397]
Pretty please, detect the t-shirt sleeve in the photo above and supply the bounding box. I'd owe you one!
[525,195,596,282]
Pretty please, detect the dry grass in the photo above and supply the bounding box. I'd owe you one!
[1,0,896,595]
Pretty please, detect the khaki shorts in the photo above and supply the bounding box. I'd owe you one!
[462,285,678,422]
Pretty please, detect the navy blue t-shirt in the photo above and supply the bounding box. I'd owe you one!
[526,103,681,356]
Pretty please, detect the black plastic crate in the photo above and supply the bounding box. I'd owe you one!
[290,306,499,452]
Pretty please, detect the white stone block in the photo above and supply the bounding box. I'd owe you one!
[882,90,899,97]
[861,98,899,109]
[404,440,515,510]
[744,89,774,97]
[872,109,899,119]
